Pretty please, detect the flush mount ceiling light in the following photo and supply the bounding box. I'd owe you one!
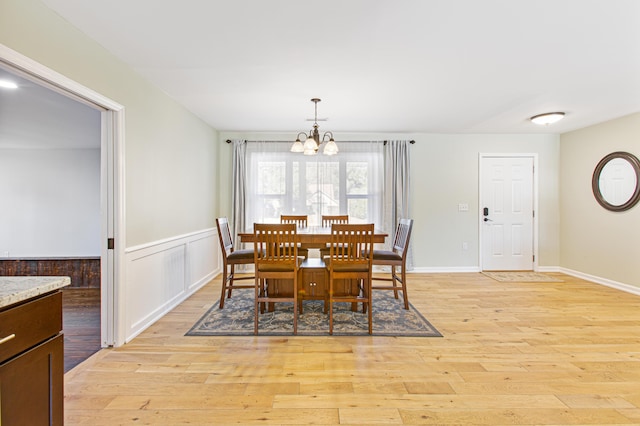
[530,112,565,126]
[0,79,18,89]
[290,98,338,156]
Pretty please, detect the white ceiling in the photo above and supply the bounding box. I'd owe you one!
[17,1,640,136]
[0,66,101,149]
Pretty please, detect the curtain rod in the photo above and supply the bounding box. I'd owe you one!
[226,139,415,144]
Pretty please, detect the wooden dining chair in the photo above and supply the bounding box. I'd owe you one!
[280,214,308,227]
[280,214,309,257]
[253,223,302,335]
[371,218,413,310]
[325,223,374,335]
[321,214,349,227]
[215,217,255,309]
[319,215,349,257]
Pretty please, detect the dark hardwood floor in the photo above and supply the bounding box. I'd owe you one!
[62,288,101,373]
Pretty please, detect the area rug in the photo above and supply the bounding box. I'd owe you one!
[186,288,441,337]
[482,271,564,282]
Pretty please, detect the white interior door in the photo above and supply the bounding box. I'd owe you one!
[481,155,535,271]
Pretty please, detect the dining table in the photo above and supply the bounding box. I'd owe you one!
[238,225,388,313]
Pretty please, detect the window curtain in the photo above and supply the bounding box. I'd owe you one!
[230,139,247,249]
[244,140,294,225]
[383,140,413,269]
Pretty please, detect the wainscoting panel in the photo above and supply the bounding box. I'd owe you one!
[187,232,218,292]
[0,258,100,288]
[124,229,220,342]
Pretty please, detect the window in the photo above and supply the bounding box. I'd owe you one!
[245,141,383,226]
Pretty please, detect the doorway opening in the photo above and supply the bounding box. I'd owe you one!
[0,45,124,358]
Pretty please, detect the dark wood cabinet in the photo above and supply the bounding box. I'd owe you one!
[298,258,328,313]
[264,258,361,313]
[0,291,64,426]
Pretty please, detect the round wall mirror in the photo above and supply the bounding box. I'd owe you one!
[592,151,640,211]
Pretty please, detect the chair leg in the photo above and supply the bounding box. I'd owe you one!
[361,279,368,314]
[367,278,373,335]
[254,277,260,335]
[391,266,399,299]
[219,262,229,309]
[368,299,372,335]
[293,276,298,335]
[329,278,334,335]
[227,264,236,299]
[400,267,409,310]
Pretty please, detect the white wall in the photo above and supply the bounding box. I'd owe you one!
[1,0,221,344]
[0,148,100,257]
[220,132,561,271]
[0,0,219,248]
[560,112,640,290]
[414,133,560,270]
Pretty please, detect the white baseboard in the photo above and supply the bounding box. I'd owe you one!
[409,266,481,273]
[536,266,561,272]
[558,267,640,297]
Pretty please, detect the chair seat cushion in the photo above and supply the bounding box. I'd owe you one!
[227,249,255,260]
[257,256,304,271]
[324,259,370,272]
[371,250,402,262]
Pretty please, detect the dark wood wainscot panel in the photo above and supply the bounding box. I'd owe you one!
[0,258,100,288]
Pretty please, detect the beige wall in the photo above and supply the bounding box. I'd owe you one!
[1,0,219,247]
[560,112,640,288]
[221,132,561,270]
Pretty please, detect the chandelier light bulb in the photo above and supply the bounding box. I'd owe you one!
[323,139,339,156]
[290,140,304,152]
[303,136,317,151]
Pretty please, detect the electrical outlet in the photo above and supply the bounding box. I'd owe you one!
[462,242,469,251]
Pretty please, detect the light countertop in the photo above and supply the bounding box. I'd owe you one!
[0,276,70,309]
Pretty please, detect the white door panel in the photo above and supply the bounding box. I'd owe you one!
[481,156,534,271]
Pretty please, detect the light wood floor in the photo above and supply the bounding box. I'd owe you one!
[64,272,640,425]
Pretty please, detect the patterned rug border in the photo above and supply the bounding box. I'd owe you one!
[482,271,564,283]
[186,288,442,337]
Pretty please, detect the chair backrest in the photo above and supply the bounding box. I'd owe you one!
[392,218,414,259]
[321,214,349,227]
[216,217,234,256]
[328,224,374,269]
[280,214,308,228]
[253,223,299,268]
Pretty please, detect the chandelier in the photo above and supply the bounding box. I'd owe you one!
[290,98,339,156]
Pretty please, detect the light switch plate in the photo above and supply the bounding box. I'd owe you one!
[458,203,469,212]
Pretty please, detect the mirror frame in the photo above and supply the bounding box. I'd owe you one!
[592,151,640,212]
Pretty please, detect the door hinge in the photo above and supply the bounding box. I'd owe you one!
[107,238,114,250]
[533,254,535,262]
